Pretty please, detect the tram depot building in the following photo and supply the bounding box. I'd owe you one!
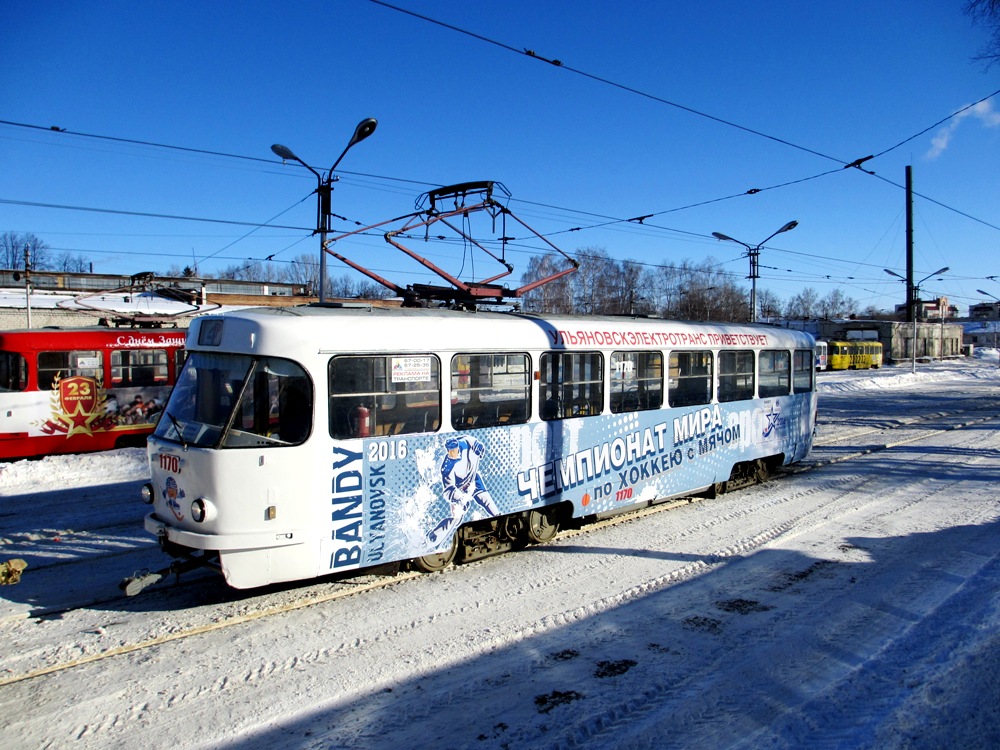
[814,320,964,363]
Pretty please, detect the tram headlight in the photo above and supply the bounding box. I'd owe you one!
[140,483,154,505]
[190,497,216,524]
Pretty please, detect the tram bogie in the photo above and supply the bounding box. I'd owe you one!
[140,306,817,590]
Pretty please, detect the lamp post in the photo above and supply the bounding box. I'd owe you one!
[11,243,33,328]
[885,266,948,373]
[271,118,377,303]
[712,220,798,323]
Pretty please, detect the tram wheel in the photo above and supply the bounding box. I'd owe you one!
[413,533,459,573]
[709,481,728,498]
[526,507,561,544]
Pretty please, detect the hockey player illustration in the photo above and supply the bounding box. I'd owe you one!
[428,435,499,544]
[162,475,186,522]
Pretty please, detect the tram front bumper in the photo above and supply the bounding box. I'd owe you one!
[144,513,305,553]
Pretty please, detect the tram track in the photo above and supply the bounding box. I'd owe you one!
[3,406,996,690]
[805,407,1000,469]
[813,397,1000,446]
[0,571,423,687]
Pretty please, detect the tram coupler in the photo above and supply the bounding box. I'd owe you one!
[120,569,164,597]
[119,555,214,596]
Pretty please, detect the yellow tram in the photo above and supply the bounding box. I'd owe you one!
[827,340,883,370]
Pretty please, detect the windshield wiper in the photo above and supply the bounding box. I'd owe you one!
[165,411,189,450]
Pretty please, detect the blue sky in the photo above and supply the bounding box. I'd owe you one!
[2,1,999,313]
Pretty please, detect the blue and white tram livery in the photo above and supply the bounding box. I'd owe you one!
[141,306,818,589]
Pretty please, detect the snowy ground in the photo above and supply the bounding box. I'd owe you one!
[1,354,999,749]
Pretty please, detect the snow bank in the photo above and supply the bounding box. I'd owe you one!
[0,448,149,496]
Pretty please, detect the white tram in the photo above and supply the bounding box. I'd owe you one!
[141,305,818,589]
[814,340,828,371]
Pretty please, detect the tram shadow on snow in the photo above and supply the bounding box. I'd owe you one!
[205,511,1000,750]
[0,477,241,617]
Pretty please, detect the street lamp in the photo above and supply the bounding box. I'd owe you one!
[271,117,378,303]
[978,288,1000,308]
[712,220,798,323]
[884,266,949,372]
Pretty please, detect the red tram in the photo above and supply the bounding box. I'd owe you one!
[0,327,186,460]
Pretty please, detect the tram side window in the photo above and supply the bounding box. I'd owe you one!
[668,351,713,407]
[610,351,662,413]
[759,350,791,398]
[329,354,441,439]
[793,350,813,392]
[37,350,103,391]
[540,351,603,420]
[451,353,530,429]
[111,349,169,386]
[718,350,754,403]
[0,352,27,392]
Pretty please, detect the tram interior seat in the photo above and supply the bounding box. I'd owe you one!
[452,400,528,429]
[670,380,711,407]
[376,421,405,436]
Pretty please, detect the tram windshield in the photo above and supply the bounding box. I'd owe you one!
[154,352,312,448]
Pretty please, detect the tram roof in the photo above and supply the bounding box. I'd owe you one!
[187,304,814,357]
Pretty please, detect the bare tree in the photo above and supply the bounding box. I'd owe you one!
[329,273,356,298]
[572,248,622,314]
[520,250,753,321]
[519,252,575,313]
[0,231,51,270]
[670,258,748,322]
[355,281,392,300]
[757,289,784,322]
[817,288,858,319]
[785,287,820,320]
[278,254,319,295]
[646,263,685,317]
[859,304,896,320]
[53,252,91,273]
[270,257,390,298]
[619,260,648,314]
[218,258,276,284]
[967,0,1000,67]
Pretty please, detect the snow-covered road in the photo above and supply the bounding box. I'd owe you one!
[2,358,999,749]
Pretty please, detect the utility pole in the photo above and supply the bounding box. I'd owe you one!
[24,243,32,329]
[905,166,914,322]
